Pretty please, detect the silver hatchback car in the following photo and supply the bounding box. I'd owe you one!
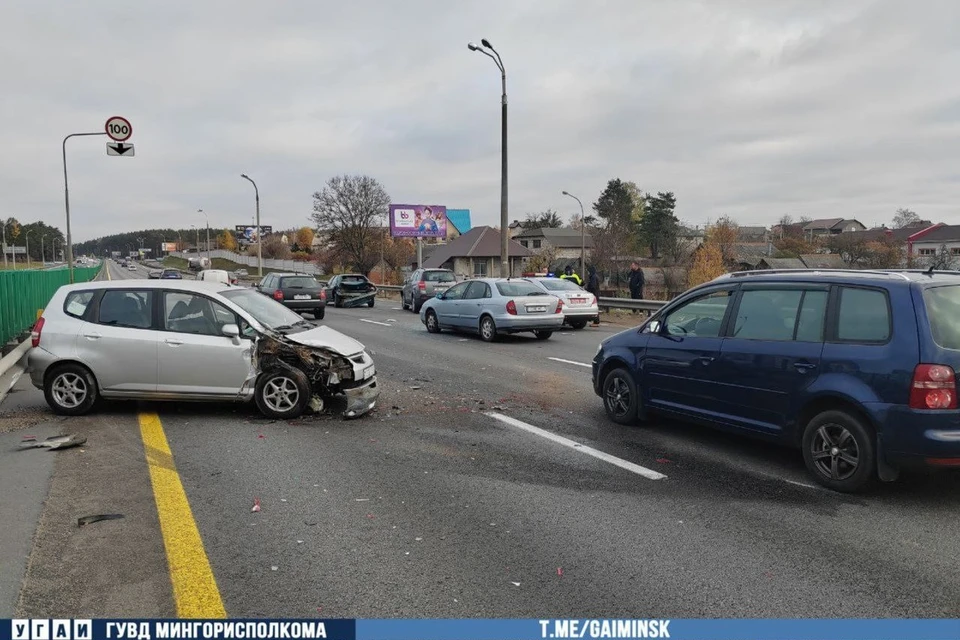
[419,278,564,341]
[28,280,379,420]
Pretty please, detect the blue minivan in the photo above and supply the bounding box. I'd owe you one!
[593,269,960,492]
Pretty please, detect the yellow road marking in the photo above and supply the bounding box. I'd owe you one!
[139,412,226,618]
[106,262,112,281]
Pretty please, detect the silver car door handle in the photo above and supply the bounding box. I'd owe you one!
[83,332,101,340]
[165,338,184,346]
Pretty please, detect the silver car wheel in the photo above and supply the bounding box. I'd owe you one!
[481,317,495,341]
[51,372,88,409]
[262,376,300,413]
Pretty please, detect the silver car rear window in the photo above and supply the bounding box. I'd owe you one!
[496,282,544,297]
[538,279,583,291]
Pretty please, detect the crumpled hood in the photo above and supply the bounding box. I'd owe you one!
[284,325,366,356]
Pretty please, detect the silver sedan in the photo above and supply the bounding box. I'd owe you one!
[419,278,564,341]
[525,277,600,330]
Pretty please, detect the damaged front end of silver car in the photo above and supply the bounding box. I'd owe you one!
[240,331,378,419]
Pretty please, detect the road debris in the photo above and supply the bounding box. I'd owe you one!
[252,497,262,512]
[78,514,124,527]
[409,386,422,390]
[655,457,672,464]
[511,582,521,587]
[355,498,370,502]
[557,567,564,577]
[271,566,278,571]
[20,434,87,451]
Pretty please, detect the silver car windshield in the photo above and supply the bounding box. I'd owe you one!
[220,288,306,330]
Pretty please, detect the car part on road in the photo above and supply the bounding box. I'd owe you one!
[19,433,88,450]
[77,514,124,527]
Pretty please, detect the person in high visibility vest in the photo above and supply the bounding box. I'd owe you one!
[559,265,582,286]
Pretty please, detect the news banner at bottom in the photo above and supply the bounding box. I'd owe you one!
[3,619,959,640]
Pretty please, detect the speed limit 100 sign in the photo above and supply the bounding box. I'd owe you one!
[105,116,132,142]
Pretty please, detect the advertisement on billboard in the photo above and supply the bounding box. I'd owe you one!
[389,205,447,238]
[161,242,178,252]
[235,225,272,244]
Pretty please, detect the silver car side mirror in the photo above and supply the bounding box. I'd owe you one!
[222,323,241,344]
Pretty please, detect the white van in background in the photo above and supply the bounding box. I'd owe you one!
[197,269,232,285]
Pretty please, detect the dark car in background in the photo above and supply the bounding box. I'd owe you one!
[326,274,377,308]
[160,269,182,279]
[402,268,457,313]
[593,268,960,493]
[256,272,327,319]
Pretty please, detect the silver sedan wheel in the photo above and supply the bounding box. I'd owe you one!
[480,317,496,341]
[262,376,300,414]
[51,372,88,409]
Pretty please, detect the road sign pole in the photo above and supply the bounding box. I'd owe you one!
[63,132,107,283]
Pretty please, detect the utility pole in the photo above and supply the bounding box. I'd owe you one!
[63,131,108,283]
[240,174,262,277]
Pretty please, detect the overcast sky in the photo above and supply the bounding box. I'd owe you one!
[1,0,958,242]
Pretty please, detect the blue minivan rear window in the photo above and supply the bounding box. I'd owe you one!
[923,286,960,350]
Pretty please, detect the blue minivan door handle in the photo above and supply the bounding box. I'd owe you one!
[794,362,818,372]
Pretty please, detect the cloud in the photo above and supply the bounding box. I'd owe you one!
[0,0,958,242]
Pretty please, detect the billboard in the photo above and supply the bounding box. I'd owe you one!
[235,225,272,244]
[161,242,178,252]
[389,205,447,238]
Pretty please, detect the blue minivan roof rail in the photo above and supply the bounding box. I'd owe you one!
[718,268,911,281]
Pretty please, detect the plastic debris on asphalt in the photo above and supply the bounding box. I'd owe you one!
[511,582,521,587]
[252,497,261,512]
[21,434,87,451]
[78,514,124,527]
[656,457,672,464]
[271,566,278,571]
[557,567,564,577]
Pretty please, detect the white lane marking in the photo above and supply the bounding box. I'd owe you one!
[548,357,592,368]
[486,412,667,481]
[360,319,392,327]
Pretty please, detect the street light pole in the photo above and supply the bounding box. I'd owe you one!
[562,191,586,277]
[63,131,108,284]
[1,222,6,270]
[198,209,210,261]
[240,174,262,277]
[40,234,46,266]
[468,39,508,277]
[25,231,31,269]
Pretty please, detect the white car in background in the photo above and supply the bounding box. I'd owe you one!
[525,277,600,330]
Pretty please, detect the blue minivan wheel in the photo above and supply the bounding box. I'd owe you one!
[602,368,639,426]
[802,410,877,493]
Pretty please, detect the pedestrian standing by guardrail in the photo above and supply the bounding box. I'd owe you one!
[628,262,645,314]
[559,265,582,286]
[586,265,601,326]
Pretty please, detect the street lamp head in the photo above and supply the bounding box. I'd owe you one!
[240,173,248,179]
[481,38,493,49]
[467,42,480,51]
[562,190,569,196]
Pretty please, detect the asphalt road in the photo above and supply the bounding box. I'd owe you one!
[4,260,960,618]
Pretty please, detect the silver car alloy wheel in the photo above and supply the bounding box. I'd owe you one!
[52,372,87,409]
[262,376,300,413]
[426,312,438,331]
[481,318,494,340]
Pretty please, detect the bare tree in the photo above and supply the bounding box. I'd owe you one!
[311,175,390,273]
[892,207,921,229]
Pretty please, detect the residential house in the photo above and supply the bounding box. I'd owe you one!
[828,222,943,265]
[732,243,773,270]
[799,254,847,269]
[756,257,806,270]
[737,226,770,243]
[906,224,960,263]
[803,218,866,238]
[422,226,533,278]
[513,227,594,261]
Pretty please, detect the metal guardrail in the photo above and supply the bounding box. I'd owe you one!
[597,297,667,312]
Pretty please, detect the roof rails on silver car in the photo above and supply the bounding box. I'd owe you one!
[719,268,911,281]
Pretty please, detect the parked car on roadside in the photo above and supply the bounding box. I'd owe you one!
[148,270,161,279]
[256,272,327,319]
[402,268,457,313]
[593,268,960,493]
[526,277,600,330]
[420,278,564,341]
[326,274,377,308]
[28,280,378,420]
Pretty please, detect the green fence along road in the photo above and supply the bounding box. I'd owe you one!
[0,265,102,345]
